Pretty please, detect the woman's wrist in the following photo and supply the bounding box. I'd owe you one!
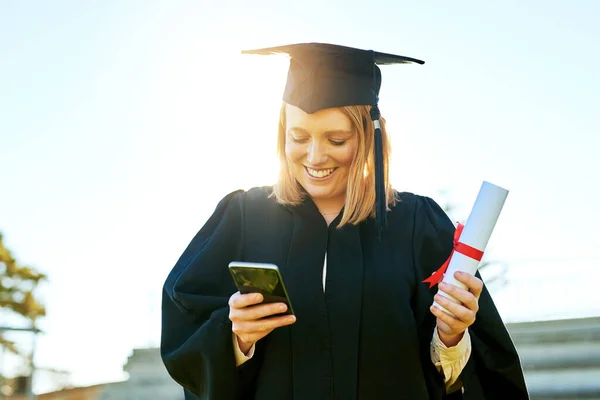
[236,335,254,355]
[438,330,464,348]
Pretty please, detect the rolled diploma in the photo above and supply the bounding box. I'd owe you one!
[433,181,509,316]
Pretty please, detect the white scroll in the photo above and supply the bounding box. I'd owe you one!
[434,181,509,315]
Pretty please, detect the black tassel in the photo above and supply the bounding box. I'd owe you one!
[370,105,386,236]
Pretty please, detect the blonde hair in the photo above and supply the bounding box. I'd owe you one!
[272,102,396,227]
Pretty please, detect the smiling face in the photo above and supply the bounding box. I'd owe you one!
[284,103,359,212]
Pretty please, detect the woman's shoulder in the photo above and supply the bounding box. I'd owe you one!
[390,190,443,213]
[199,185,282,235]
[215,185,283,213]
[245,185,276,201]
[214,185,274,201]
[388,190,453,231]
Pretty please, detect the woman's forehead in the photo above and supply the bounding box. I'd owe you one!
[285,103,353,132]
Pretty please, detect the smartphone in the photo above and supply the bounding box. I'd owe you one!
[228,261,294,316]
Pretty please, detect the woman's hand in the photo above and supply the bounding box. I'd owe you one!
[229,292,296,354]
[430,271,484,347]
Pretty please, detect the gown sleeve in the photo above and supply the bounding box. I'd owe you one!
[160,190,262,400]
[412,195,529,400]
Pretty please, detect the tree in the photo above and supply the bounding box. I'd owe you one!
[0,232,47,356]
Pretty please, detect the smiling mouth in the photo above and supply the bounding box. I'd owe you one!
[305,166,337,178]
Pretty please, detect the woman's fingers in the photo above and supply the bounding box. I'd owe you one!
[439,282,479,314]
[229,291,264,309]
[238,314,297,333]
[430,304,465,332]
[454,271,484,299]
[231,301,289,321]
[232,314,296,344]
[434,294,475,325]
[432,273,484,337]
[229,291,296,345]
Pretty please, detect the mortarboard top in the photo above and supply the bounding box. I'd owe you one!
[242,43,424,232]
[241,42,425,114]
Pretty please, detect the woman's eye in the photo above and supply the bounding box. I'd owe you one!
[330,140,346,146]
[291,136,308,143]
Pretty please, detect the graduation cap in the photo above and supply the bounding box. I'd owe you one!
[242,43,424,230]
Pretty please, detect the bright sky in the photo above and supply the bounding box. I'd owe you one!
[1,0,599,394]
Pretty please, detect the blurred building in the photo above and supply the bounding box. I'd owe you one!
[4,317,599,399]
[3,348,183,400]
[508,316,600,400]
[6,383,106,400]
[98,348,183,400]
[490,260,600,398]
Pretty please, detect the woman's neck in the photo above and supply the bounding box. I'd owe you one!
[321,213,338,226]
[313,197,345,226]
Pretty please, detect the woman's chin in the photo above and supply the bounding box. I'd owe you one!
[306,190,330,200]
[303,184,344,202]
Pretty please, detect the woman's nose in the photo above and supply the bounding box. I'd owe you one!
[307,141,327,165]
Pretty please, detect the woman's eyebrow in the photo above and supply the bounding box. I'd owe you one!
[287,126,309,134]
[324,129,353,136]
[288,127,353,136]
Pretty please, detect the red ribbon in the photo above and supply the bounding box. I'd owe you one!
[423,223,484,288]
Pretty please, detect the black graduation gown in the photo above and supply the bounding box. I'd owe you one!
[161,186,528,400]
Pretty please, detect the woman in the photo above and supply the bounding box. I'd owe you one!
[161,43,528,399]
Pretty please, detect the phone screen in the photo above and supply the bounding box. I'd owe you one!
[229,266,294,315]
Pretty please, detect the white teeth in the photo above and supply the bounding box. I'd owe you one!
[307,167,334,178]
